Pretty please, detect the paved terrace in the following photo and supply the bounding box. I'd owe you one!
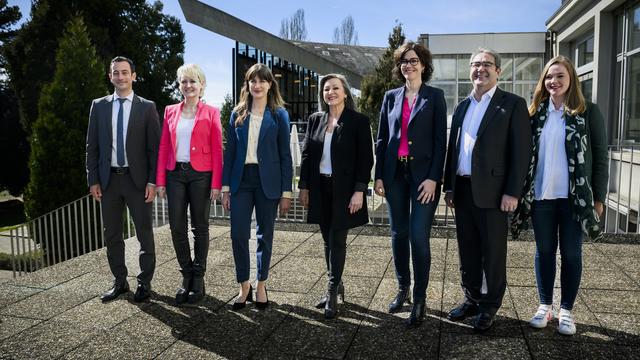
[0,223,638,359]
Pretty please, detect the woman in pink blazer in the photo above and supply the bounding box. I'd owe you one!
[156,63,223,304]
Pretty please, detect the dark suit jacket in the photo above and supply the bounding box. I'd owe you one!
[375,84,447,186]
[443,87,532,208]
[298,108,373,230]
[86,94,161,191]
[222,107,293,200]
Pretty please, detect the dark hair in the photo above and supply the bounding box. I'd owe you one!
[393,42,434,83]
[233,63,285,126]
[110,56,135,73]
[318,74,356,112]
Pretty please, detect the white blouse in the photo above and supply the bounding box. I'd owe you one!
[534,101,569,200]
[319,131,333,175]
[175,115,195,162]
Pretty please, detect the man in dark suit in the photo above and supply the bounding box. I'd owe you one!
[443,48,532,331]
[86,56,161,303]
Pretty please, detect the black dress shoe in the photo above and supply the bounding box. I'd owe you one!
[315,282,344,309]
[175,277,192,305]
[255,287,269,310]
[447,302,479,321]
[406,300,426,328]
[388,287,411,313]
[324,291,338,319]
[473,312,494,331]
[187,277,205,304]
[133,283,151,302]
[232,286,253,311]
[101,282,130,302]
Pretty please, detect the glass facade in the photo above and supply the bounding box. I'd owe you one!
[234,41,319,129]
[430,53,543,115]
[614,4,640,144]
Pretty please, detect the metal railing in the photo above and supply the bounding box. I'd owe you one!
[6,144,638,277]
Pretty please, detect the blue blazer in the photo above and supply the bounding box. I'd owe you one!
[222,107,293,200]
[375,84,447,186]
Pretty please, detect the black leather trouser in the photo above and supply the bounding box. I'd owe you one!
[319,176,349,292]
[166,163,212,278]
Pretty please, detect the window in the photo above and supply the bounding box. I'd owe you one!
[577,36,594,66]
[432,57,456,81]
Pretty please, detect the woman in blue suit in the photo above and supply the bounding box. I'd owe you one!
[374,42,447,327]
[222,63,293,310]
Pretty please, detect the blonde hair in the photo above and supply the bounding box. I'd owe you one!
[233,63,285,127]
[529,55,586,116]
[177,63,206,98]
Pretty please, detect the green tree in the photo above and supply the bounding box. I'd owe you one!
[4,0,184,136]
[359,22,405,138]
[24,16,106,219]
[219,93,234,144]
[0,0,27,196]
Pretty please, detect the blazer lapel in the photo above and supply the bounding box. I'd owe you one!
[392,89,404,138]
[126,95,143,147]
[408,84,428,126]
[105,96,114,145]
[475,88,505,139]
[453,98,471,151]
[257,109,275,147]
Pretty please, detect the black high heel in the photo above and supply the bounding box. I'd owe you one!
[406,300,426,328]
[187,276,205,304]
[232,286,253,311]
[175,276,192,305]
[255,287,269,310]
[315,282,345,309]
[388,286,411,313]
[324,290,338,319]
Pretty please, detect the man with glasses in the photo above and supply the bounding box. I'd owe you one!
[86,56,161,303]
[443,48,532,331]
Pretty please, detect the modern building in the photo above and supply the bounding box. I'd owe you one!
[546,0,640,233]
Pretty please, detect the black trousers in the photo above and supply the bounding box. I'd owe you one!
[101,172,155,286]
[319,176,349,292]
[454,176,507,315]
[166,163,212,278]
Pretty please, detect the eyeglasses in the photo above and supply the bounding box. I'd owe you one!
[470,61,495,68]
[400,58,420,66]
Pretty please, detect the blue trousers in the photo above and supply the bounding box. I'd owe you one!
[385,161,439,301]
[230,165,279,283]
[531,199,583,310]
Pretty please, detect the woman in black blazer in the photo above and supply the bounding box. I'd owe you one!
[298,73,373,319]
[374,42,447,327]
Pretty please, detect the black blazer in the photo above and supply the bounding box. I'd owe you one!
[298,108,373,230]
[375,84,447,186]
[86,94,161,190]
[443,87,532,208]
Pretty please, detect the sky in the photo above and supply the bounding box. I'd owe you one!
[9,0,561,107]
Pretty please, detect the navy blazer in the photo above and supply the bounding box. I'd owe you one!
[85,94,160,190]
[375,84,447,186]
[222,107,293,200]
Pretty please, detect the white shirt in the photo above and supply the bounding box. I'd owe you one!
[244,114,263,164]
[319,131,333,175]
[175,115,195,162]
[534,101,569,200]
[457,85,498,176]
[110,91,134,167]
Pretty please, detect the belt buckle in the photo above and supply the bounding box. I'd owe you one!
[398,155,408,162]
[115,167,126,175]
[179,162,190,171]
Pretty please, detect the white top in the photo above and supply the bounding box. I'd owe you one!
[110,91,134,167]
[175,115,195,162]
[534,101,569,200]
[244,114,263,164]
[319,131,333,175]
[456,85,498,176]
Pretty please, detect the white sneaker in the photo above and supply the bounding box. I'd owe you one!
[558,308,576,335]
[529,304,553,328]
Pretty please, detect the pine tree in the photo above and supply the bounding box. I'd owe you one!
[25,16,106,219]
[219,93,234,144]
[358,22,405,138]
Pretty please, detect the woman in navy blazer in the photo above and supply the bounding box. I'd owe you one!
[222,63,293,310]
[156,63,223,305]
[374,42,447,327]
[298,74,373,319]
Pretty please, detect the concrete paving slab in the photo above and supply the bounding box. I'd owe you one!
[0,283,43,309]
[0,315,41,341]
[527,339,640,360]
[439,332,532,360]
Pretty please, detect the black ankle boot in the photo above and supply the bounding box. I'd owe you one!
[388,286,411,313]
[315,282,345,309]
[187,276,205,304]
[324,291,338,319]
[407,300,426,327]
[175,276,192,305]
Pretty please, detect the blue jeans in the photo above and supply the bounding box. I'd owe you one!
[531,199,583,310]
[385,162,439,301]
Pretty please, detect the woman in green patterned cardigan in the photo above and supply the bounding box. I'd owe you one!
[511,55,608,336]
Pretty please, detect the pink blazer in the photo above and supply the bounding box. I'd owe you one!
[156,101,223,189]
